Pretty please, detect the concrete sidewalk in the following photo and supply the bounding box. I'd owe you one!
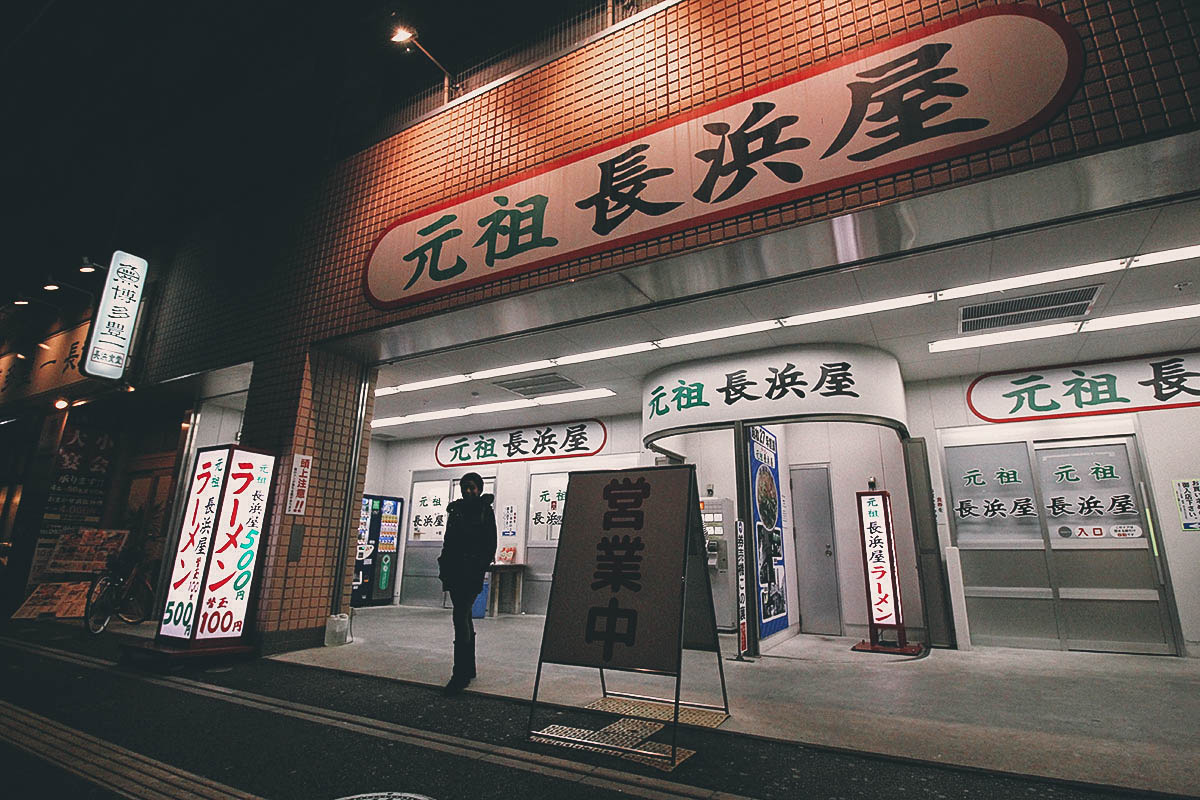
[266,606,1198,796]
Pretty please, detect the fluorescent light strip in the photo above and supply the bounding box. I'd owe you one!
[1079,302,1200,332]
[555,341,656,365]
[928,322,1081,352]
[372,387,615,428]
[532,387,615,405]
[377,375,470,395]
[655,320,780,349]
[780,293,935,326]
[1129,244,1200,268]
[935,259,1127,301]
[469,359,556,381]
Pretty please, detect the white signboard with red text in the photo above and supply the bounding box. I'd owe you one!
[853,491,918,654]
[158,446,276,644]
[195,449,275,641]
[366,7,1081,308]
[159,446,229,639]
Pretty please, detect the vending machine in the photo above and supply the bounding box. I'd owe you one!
[701,497,737,631]
[352,494,403,607]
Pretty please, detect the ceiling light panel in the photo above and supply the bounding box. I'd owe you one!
[928,321,1081,352]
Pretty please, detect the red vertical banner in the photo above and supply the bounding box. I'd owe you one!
[853,491,920,655]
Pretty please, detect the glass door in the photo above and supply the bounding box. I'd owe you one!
[1033,438,1176,655]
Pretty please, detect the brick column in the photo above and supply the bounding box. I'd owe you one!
[240,348,376,654]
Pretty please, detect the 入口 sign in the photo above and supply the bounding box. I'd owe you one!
[366,7,1081,307]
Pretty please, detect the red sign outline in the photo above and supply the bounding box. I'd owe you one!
[966,349,1200,423]
[434,418,608,467]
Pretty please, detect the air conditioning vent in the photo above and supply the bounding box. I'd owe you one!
[494,373,582,397]
[959,286,1100,333]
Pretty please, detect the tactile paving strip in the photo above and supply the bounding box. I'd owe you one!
[584,697,729,728]
[530,719,696,772]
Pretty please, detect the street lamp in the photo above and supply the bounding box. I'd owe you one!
[390,24,459,105]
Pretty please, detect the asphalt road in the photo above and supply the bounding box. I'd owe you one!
[0,621,1174,800]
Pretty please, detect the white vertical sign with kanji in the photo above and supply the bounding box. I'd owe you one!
[159,446,229,639]
[857,492,901,626]
[284,453,313,515]
[82,250,149,381]
[195,449,276,641]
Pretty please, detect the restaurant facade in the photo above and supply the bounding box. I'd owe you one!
[3,0,1198,658]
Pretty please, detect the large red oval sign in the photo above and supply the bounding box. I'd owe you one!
[365,6,1083,308]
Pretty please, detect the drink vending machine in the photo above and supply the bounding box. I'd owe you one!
[352,494,403,607]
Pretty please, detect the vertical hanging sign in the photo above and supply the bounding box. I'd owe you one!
[852,491,920,654]
[748,426,788,638]
[195,449,276,641]
[82,250,149,381]
[159,446,229,639]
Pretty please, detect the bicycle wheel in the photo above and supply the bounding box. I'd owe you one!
[117,581,151,624]
[84,575,115,634]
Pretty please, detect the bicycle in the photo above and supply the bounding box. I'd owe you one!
[84,555,154,634]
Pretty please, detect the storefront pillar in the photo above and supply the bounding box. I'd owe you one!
[238,348,376,654]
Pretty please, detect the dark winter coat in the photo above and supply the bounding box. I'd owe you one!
[437,493,497,593]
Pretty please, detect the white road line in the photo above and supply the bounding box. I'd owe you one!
[0,699,266,800]
[0,637,753,800]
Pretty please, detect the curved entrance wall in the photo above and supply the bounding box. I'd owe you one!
[641,344,908,445]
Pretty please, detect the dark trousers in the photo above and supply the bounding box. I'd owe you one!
[449,586,477,680]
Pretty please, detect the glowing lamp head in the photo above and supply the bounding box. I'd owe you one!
[391,26,414,43]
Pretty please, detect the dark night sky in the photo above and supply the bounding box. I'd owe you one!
[0,1,599,302]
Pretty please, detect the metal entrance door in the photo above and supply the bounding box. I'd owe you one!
[1032,438,1176,654]
[790,466,841,635]
[946,435,1176,655]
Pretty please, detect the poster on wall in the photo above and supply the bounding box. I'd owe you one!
[1174,480,1200,531]
[748,425,788,637]
[409,480,450,541]
[528,472,569,541]
[31,419,118,583]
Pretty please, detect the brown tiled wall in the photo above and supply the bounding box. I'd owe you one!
[250,350,375,647]
[145,0,1199,647]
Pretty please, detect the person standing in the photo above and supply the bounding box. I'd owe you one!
[437,472,496,695]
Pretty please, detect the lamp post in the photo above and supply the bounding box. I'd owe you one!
[391,25,458,105]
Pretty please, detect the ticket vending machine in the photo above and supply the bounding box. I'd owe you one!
[701,497,737,631]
